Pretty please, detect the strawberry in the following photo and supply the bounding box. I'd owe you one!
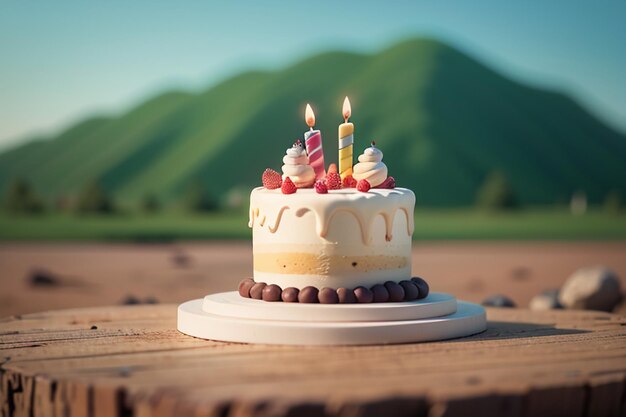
[377,176,396,189]
[327,163,338,174]
[342,174,357,188]
[357,179,371,192]
[281,177,297,194]
[315,180,328,194]
[326,172,342,190]
[262,168,282,190]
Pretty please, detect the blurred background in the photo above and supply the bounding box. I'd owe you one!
[1,1,625,316]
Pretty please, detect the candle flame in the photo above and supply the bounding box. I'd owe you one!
[342,96,351,122]
[305,103,316,128]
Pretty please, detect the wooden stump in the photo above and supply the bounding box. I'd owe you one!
[1,305,625,417]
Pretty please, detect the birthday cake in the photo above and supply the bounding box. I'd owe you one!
[238,98,429,304]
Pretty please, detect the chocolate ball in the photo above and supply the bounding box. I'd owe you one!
[385,281,405,302]
[249,282,266,300]
[262,284,282,302]
[319,287,339,304]
[337,288,357,304]
[238,278,255,298]
[411,277,430,299]
[371,284,390,303]
[400,280,419,301]
[282,287,299,303]
[298,286,319,303]
[354,287,373,303]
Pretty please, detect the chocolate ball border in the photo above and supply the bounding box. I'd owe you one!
[237,277,429,303]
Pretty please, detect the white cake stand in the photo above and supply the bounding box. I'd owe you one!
[177,291,486,346]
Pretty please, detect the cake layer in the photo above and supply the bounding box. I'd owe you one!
[249,187,415,289]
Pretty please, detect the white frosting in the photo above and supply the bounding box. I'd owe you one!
[249,187,415,289]
[353,146,388,187]
[281,143,315,188]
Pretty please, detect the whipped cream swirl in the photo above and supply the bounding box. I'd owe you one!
[282,141,315,188]
[352,144,388,187]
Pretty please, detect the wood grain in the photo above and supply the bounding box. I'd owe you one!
[1,305,625,417]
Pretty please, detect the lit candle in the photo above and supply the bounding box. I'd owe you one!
[304,103,326,180]
[338,96,354,180]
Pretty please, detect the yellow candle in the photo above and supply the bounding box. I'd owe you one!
[338,97,354,180]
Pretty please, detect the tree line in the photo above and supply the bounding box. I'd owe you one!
[1,178,227,215]
[2,172,622,215]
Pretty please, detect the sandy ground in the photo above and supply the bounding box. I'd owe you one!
[1,241,625,318]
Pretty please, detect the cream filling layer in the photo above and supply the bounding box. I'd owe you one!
[253,252,409,276]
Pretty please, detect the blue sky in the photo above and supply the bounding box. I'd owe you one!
[1,1,625,150]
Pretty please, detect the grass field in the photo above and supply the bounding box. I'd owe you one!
[0,209,624,241]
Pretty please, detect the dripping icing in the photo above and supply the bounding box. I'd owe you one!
[249,188,415,245]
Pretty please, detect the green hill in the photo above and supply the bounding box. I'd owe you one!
[1,38,625,207]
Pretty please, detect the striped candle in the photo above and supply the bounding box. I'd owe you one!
[338,97,354,180]
[304,104,326,180]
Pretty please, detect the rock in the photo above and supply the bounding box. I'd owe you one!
[482,294,516,308]
[120,295,158,305]
[121,295,141,305]
[529,289,562,311]
[559,266,622,312]
[27,269,61,287]
[510,266,531,281]
[144,296,159,304]
[171,251,191,268]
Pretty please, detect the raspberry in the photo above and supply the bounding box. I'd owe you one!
[342,174,357,188]
[327,163,338,174]
[326,172,342,190]
[281,177,297,194]
[262,168,282,190]
[315,180,328,194]
[357,179,371,192]
[377,176,396,189]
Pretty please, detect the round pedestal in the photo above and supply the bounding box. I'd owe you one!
[203,291,457,322]
[178,291,486,346]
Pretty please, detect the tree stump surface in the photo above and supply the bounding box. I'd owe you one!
[1,304,625,417]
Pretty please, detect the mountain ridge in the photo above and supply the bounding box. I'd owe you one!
[1,38,624,207]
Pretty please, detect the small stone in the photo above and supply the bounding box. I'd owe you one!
[371,284,390,303]
[354,287,374,303]
[262,284,282,302]
[385,281,405,302]
[529,289,562,311]
[337,288,357,304]
[559,266,622,312]
[319,287,339,304]
[90,325,98,330]
[27,269,60,287]
[249,282,266,300]
[482,294,516,308]
[411,277,430,299]
[298,286,319,303]
[238,279,255,298]
[399,281,419,301]
[121,295,141,305]
[282,287,299,303]
[171,251,191,268]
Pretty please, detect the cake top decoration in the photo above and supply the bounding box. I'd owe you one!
[353,141,388,188]
[286,139,306,158]
[260,100,396,193]
[282,139,315,189]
